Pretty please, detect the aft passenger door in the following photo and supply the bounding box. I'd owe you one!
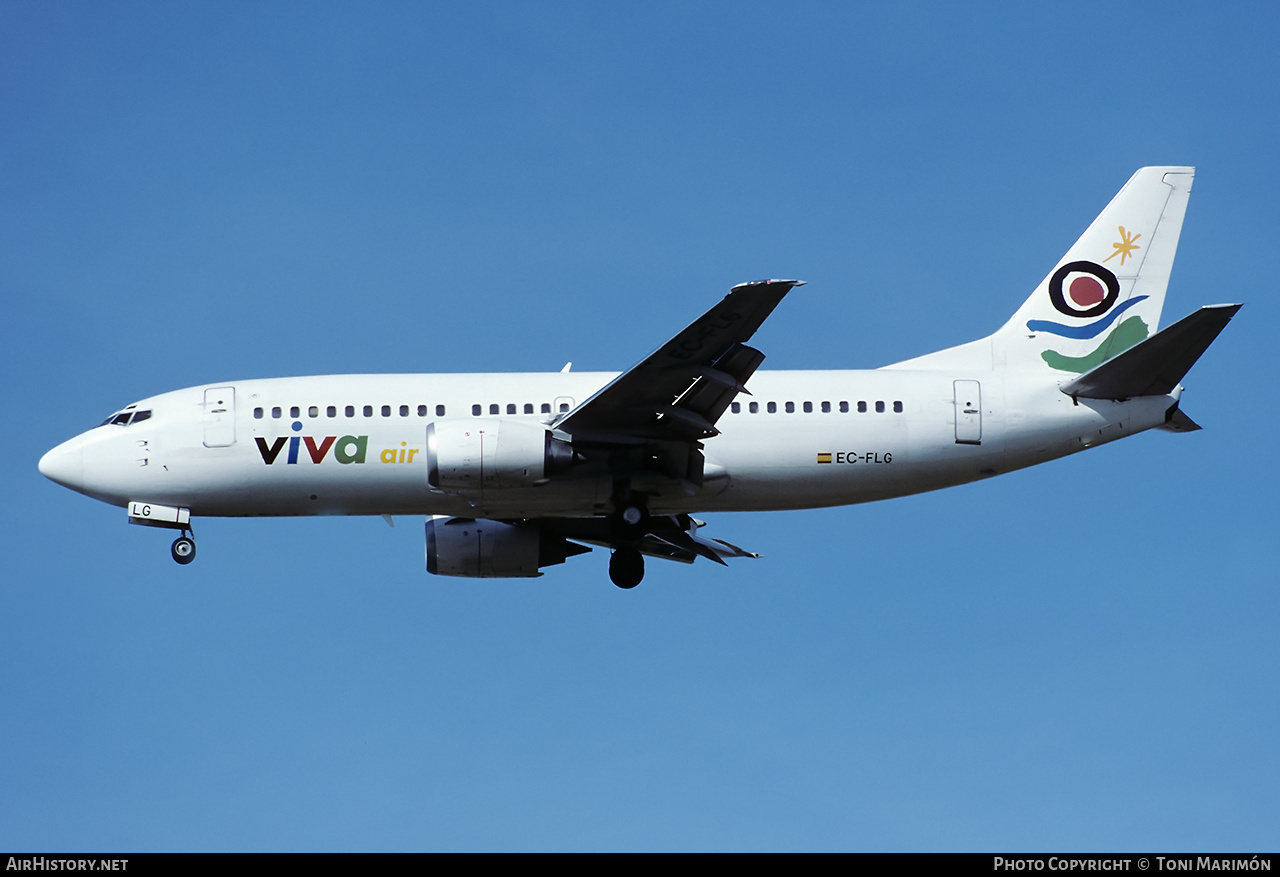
[953,380,981,445]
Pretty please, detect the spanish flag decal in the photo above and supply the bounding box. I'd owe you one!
[817,452,832,464]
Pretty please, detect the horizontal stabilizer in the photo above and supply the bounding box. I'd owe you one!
[1060,304,1240,400]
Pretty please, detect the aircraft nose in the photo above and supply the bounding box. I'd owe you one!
[38,439,84,490]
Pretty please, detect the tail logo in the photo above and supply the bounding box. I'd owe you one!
[1047,260,1119,319]
[1030,259,1150,372]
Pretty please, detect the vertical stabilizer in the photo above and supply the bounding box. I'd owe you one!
[994,166,1194,373]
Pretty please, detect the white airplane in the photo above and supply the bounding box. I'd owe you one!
[39,167,1238,588]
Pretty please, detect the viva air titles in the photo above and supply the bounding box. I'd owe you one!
[254,424,414,466]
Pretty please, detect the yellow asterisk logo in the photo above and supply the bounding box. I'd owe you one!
[1103,226,1141,265]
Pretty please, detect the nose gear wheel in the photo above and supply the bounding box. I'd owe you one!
[171,530,196,565]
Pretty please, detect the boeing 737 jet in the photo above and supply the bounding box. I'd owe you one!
[39,167,1238,587]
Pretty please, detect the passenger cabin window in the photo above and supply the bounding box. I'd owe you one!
[436,404,446,416]
[749,401,759,413]
[803,401,813,413]
[507,403,517,415]
[309,406,319,418]
[821,401,831,413]
[559,402,570,412]
[418,404,428,416]
[839,402,849,413]
[523,403,534,414]
[541,403,551,414]
[767,402,777,414]
[345,405,355,417]
[363,405,373,417]
[272,407,283,419]
[876,401,885,413]
[290,406,300,418]
[400,405,409,417]
[731,402,741,414]
[785,402,795,413]
[381,405,391,417]
[894,401,903,413]
[254,407,264,419]
[489,403,499,415]
[327,406,336,417]
[858,401,868,413]
[472,404,482,416]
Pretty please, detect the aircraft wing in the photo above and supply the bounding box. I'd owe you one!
[552,279,804,444]
[543,515,760,566]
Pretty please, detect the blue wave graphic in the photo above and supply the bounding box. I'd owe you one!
[1027,295,1149,339]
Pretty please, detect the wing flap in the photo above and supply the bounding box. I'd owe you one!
[668,342,767,434]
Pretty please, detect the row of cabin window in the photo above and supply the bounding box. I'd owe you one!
[250,400,903,420]
[730,400,904,414]
[254,404,448,420]
[251,401,573,420]
[473,402,570,416]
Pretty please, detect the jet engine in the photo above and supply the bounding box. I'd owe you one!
[425,516,589,578]
[426,419,575,492]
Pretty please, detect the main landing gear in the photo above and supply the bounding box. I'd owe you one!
[609,547,644,589]
[617,502,648,533]
[170,530,197,565]
[608,483,649,588]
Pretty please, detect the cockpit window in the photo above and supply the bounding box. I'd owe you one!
[100,408,152,427]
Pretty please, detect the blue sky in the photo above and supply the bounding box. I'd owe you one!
[3,1,1277,851]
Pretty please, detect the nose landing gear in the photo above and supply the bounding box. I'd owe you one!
[170,531,196,565]
[126,503,197,566]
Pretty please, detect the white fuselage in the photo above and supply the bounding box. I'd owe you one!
[40,368,1176,521]
[34,167,1219,584]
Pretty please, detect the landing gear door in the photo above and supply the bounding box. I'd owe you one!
[954,380,981,445]
[203,387,236,448]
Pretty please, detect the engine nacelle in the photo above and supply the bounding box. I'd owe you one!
[426,419,574,492]
[425,517,589,578]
